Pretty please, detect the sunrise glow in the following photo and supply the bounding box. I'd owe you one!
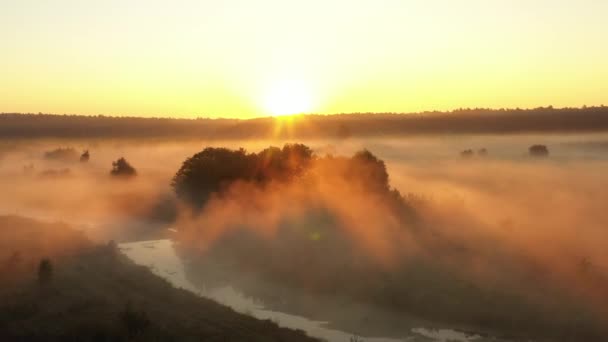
[263,80,314,116]
[1,1,607,118]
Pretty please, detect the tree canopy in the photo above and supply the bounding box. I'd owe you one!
[529,144,549,157]
[172,144,314,207]
[110,157,137,177]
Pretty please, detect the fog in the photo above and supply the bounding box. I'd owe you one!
[2,133,608,340]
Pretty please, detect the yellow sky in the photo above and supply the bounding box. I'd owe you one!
[1,0,607,118]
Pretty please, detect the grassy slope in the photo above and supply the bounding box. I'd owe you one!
[0,216,317,342]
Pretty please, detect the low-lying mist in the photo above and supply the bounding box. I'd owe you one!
[2,134,608,340]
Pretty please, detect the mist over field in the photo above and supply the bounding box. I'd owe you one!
[2,132,608,340]
[3,0,608,340]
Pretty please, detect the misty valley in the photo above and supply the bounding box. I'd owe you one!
[2,133,608,341]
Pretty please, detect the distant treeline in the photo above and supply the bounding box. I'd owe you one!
[2,106,608,139]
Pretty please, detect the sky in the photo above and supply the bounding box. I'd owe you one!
[1,0,607,118]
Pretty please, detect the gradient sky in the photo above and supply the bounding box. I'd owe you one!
[1,0,607,118]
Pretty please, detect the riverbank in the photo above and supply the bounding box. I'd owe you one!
[0,216,318,341]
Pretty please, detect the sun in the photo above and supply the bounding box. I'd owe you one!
[263,80,314,116]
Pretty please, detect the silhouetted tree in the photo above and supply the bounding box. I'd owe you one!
[120,302,151,338]
[173,144,314,207]
[44,147,79,162]
[38,258,53,285]
[477,148,488,157]
[350,149,390,191]
[278,143,313,179]
[529,145,549,157]
[172,147,253,207]
[80,150,90,162]
[110,157,137,177]
[460,149,474,158]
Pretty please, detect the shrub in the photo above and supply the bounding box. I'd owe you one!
[44,147,79,162]
[110,157,137,177]
[80,150,90,163]
[529,144,549,157]
[120,303,151,338]
[460,149,474,158]
[38,258,53,285]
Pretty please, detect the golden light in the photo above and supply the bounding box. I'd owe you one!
[263,80,314,116]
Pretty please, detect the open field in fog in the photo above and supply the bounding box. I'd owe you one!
[2,133,608,340]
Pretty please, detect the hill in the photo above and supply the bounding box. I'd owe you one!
[0,216,317,341]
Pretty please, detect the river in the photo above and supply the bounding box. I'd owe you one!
[120,239,502,342]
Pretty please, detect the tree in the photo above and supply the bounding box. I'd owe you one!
[460,149,474,158]
[44,147,79,162]
[38,258,53,285]
[172,144,315,208]
[120,302,151,338]
[172,147,253,207]
[350,149,390,191]
[281,143,313,177]
[80,150,90,163]
[110,157,137,177]
[529,144,549,157]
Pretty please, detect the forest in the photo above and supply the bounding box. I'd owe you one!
[2,106,608,139]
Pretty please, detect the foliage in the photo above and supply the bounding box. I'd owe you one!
[171,147,252,206]
[43,147,79,162]
[172,144,314,207]
[38,258,53,286]
[120,303,151,338]
[79,150,90,163]
[460,149,474,158]
[110,157,137,177]
[529,144,549,157]
[0,216,317,341]
[3,106,608,139]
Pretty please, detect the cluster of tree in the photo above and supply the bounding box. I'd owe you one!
[80,150,89,163]
[110,157,137,177]
[172,144,313,207]
[460,148,488,158]
[529,144,550,157]
[171,144,401,210]
[172,143,607,341]
[43,147,79,162]
[42,147,90,163]
[3,106,608,139]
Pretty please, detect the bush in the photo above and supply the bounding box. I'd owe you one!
[460,149,474,158]
[529,144,549,157]
[79,150,90,163]
[120,303,151,338]
[44,147,79,162]
[38,258,53,285]
[110,157,137,177]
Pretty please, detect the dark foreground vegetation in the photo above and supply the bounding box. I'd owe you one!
[0,216,316,342]
[172,144,608,341]
[2,106,608,139]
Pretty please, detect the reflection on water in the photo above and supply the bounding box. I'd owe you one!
[119,239,494,342]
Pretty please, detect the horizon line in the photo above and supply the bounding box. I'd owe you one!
[2,104,607,121]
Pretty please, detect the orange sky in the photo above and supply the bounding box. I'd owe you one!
[1,0,607,118]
